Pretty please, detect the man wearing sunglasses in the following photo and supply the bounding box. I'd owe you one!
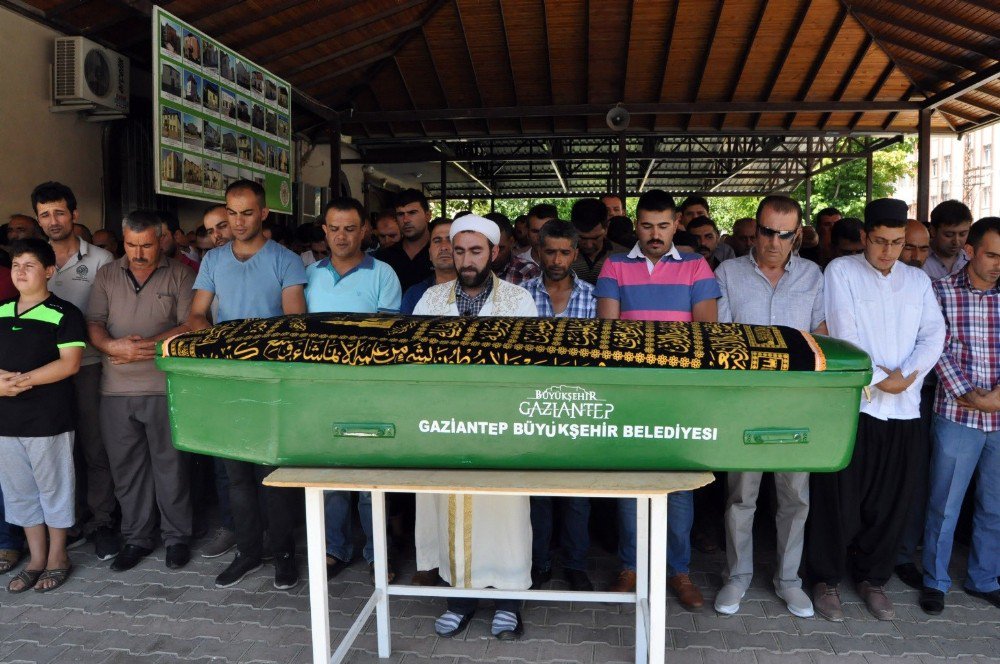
[808,198,945,622]
[713,195,827,619]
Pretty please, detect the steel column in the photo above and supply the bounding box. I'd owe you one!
[917,108,932,222]
[440,159,447,216]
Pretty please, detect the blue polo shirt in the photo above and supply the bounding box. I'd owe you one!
[305,254,402,314]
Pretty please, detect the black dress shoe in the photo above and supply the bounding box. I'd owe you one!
[964,586,1000,608]
[565,568,594,591]
[165,544,191,570]
[326,556,350,580]
[110,544,153,572]
[895,563,923,590]
[919,586,945,615]
[530,566,551,590]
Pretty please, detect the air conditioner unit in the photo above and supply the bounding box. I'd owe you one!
[52,36,129,116]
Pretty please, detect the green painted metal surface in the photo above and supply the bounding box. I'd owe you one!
[157,335,871,472]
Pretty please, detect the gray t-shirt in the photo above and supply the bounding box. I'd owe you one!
[193,239,307,322]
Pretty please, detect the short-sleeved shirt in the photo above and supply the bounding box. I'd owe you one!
[715,252,825,330]
[305,255,402,314]
[923,250,968,282]
[48,238,114,366]
[594,243,721,321]
[374,241,433,293]
[193,240,307,322]
[87,256,196,395]
[0,294,86,436]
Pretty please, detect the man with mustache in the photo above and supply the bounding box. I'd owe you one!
[375,189,433,293]
[85,210,195,572]
[595,189,720,609]
[900,220,931,269]
[413,215,536,640]
[686,215,735,270]
[401,217,455,315]
[522,220,596,592]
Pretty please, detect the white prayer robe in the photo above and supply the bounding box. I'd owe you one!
[412,274,537,589]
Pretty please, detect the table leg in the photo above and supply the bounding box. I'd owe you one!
[635,496,649,664]
[305,487,332,664]
[371,489,391,658]
[648,495,668,664]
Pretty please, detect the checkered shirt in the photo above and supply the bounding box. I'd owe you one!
[933,268,1000,432]
[499,254,541,286]
[522,273,596,318]
[454,277,494,317]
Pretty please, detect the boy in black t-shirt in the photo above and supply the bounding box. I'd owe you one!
[0,239,86,592]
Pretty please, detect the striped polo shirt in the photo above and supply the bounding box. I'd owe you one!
[594,243,721,321]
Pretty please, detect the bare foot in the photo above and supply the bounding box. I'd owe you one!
[7,567,44,592]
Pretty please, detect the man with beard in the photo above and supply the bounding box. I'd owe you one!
[401,217,455,315]
[202,205,233,248]
[375,189,433,292]
[86,210,194,572]
[5,214,41,243]
[810,198,945,622]
[596,189,720,609]
[187,180,307,591]
[714,196,826,618]
[413,215,535,640]
[920,216,1000,614]
[900,220,931,269]
[31,182,118,561]
[727,217,757,258]
[924,201,972,281]
[522,220,595,592]
[304,197,401,582]
[486,212,516,277]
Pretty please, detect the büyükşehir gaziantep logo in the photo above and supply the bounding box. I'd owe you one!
[519,385,615,421]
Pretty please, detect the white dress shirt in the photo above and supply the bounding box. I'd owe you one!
[824,254,945,421]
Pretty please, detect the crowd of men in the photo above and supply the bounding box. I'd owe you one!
[0,179,997,641]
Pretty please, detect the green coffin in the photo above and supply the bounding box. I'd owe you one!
[157,317,870,472]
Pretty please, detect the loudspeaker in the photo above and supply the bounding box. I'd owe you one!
[606,104,630,131]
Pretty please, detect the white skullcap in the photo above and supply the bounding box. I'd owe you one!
[449,214,501,245]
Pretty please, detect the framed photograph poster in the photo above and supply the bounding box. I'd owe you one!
[154,7,293,212]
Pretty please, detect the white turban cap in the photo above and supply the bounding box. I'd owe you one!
[448,214,501,245]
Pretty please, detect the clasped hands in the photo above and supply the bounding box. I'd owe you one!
[0,370,31,397]
[106,335,157,365]
[875,366,919,395]
[956,387,1000,413]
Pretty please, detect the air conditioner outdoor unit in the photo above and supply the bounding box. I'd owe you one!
[52,36,129,117]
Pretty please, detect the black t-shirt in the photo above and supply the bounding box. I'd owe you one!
[0,294,86,436]
[374,241,433,294]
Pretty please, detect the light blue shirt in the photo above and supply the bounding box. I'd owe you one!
[305,254,401,314]
[193,240,307,322]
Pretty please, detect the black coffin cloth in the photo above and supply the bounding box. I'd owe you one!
[163,314,826,372]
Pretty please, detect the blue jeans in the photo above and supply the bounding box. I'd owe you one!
[922,415,1000,594]
[0,482,25,550]
[618,491,693,577]
[325,491,374,564]
[530,496,590,572]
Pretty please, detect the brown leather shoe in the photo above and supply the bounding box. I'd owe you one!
[812,582,844,622]
[411,568,442,586]
[857,581,895,620]
[668,573,704,610]
[610,569,637,593]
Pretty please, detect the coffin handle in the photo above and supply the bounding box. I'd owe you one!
[743,428,809,445]
[332,423,396,438]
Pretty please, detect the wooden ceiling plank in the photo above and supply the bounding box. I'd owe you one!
[884,0,1000,40]
[784,4,848,129]
[849,60,895,130]
[224,0,329,50]
[184,0,244,24]
[718,0,769,131]
[453,0,490,134]
[284,21,424,77]
[817,36,873,129]
[257,0,424,65]
[882,83,913,129]
[391,57,430,136]
[617,0,634,104]
[497,0,525,135]
[873,32,980,72]
[850,3,998,61]
[651,0,681,130]
[47,0,93,19]
[751,0,812,131]
[923,62,1000,110]
[685,0,726,132]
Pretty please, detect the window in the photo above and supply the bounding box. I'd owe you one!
[941,181,950,200]
[944,156,951,173]
[984,144,992,166]
[932,159,939,177]
[931,196,939,209]
[984,187,992,214]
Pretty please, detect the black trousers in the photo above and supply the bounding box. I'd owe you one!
[807,413,922,587]
[224,459,298,560]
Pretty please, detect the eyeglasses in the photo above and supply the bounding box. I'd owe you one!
[757,224,798,241]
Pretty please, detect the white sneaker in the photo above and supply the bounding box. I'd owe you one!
[777,586,815,618]
[714,582,747,615]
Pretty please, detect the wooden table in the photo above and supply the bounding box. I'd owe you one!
[265,468,714,664]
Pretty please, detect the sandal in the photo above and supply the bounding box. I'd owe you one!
[7,568,43,594]
[34,566,72,593]
[0,549,22,574]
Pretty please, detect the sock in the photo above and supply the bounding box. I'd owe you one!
[435,611,465,635]
[491,610,519,636]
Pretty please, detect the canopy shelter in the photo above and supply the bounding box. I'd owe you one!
[10,0,1000,215]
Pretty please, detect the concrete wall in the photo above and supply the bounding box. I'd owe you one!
[0,7,106,230]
